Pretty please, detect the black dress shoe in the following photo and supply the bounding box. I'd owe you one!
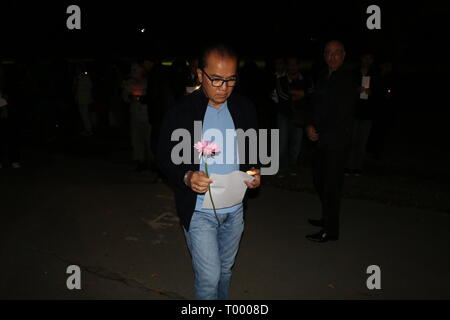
[308,218,324,227]
[306,230,339,243]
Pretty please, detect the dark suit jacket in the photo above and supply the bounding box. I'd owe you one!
[157,89,259,231]
[307,64,359,149]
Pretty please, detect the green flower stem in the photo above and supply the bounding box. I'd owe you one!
[204,158,220,226]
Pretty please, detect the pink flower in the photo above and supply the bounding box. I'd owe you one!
[193,140,221,226]
[204,142,220,156]
[194,140,208,153]
[194,140,220,157]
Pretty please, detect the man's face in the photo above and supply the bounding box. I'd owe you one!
[324,42,346,71]
[142,60,154,72]
[381,62,392,75]
[286,58,300,75]
[361,54,374,68]
[274,58,285,74]
[197,52,237,107]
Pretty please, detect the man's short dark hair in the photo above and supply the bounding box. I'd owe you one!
[199,43,238,69]
[324,40,346,52]
[285,55,301,63]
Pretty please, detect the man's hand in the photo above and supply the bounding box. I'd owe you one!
[187,171,213,194]
[358,86,371,95]
[244,169,261,189]
[289,89,305,101]
[306,125,319,142]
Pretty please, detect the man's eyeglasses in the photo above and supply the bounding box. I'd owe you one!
[324,49,345,57]
[201,69,237,87]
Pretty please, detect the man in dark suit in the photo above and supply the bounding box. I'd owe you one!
[305,40,358,242]
[157,44,261,299]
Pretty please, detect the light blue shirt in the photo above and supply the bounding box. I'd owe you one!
[195,101,243,213]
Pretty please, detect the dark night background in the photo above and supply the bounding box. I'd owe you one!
[0,1,449,64]
[1,0,450,301]
[1,0,448,154]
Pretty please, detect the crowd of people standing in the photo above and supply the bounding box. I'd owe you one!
[0,48,396,174]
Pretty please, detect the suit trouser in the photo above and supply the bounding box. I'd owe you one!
[277,112,303,170]
[312,145,348,237]
[347,119,372,171]
[77,101,93,133]
[130,119,153,164]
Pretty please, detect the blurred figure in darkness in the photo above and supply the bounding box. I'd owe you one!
[305,40,358,242]
[33,59,59,143]
[268,56,287,127]
[107,62,125,129]
[346,53,376,176]
[369,60,396,161]
[0,63,22,169]
[73,63,93,136]
[238,58,273,134]
[141,57,174,168]
[170,58,190,100]
[186,57,200,92]
[274,55,306,176]
[122,62,153,172]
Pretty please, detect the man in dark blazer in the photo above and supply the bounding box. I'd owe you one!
[305,40,358,242]
[157,44,261,299]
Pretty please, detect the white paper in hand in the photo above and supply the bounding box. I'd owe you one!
[360,76,371,100]
[202,170,254,210]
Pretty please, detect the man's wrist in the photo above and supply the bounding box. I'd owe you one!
[183,171,193,187]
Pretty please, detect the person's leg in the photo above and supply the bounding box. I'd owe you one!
[308,145,325,226]
[184,211,222,300]
[321,148,347,237]
[355,120,372,171]
[137,121,151,170]
[130,118,145,164]
[276,113,289,172]
[216,206,244,300]
[347,119,361,171]
[78,102,92,134]
[312,146,324,205]
[142,122,154,168]
[288,123,303,167]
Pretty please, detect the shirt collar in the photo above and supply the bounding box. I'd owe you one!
[208,100,228,114]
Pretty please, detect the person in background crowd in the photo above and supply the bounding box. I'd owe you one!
[171,58,190,100]
[186,57,200,92]
[141,57,174,167]
[0,63,22,169]
[346,53,376,176]
[275,55,306,177]
[368,60,396,161]
[123,62,153,173]
[268,56,286,127]
[305,40,358,242]
[73,63,94,136]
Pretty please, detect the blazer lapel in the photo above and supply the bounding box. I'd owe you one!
[192,89,209,122]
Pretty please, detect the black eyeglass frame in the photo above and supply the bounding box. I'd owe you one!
[201,69,238,87]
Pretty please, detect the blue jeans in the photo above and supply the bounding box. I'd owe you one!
[183,206,244,300]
